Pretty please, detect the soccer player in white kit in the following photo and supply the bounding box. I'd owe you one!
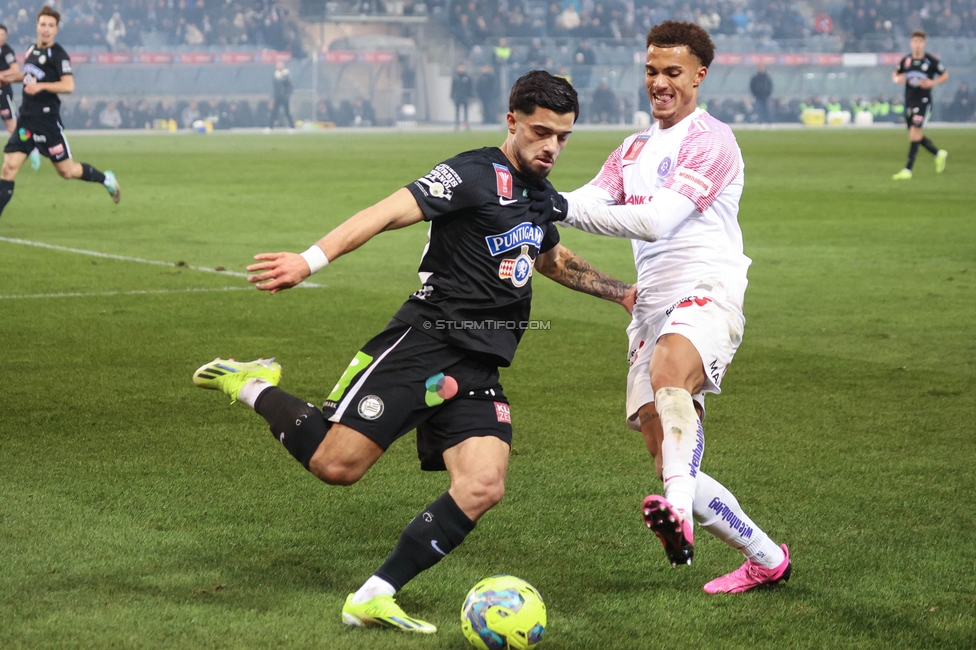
[561,21,792,593]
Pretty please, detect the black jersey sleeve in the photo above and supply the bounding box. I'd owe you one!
[929,55,945,77]
[1,45,15,68]
[540,222,560,253]
[51,46,72,78]
[406,154,485,221]
[896,55,909,74]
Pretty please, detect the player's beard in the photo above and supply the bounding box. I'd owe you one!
[515,148,553,184]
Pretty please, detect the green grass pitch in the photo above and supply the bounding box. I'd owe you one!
[1,127,974,649]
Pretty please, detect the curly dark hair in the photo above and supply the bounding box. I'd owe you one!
[37,6,61,24]
[646,21,715,68]
[509,70,579,122]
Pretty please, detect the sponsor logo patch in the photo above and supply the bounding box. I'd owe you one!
[672,166,713,196]
[485,222,544,256]
[61,59,71,74]
[622,134,649,162]
[414,163,462,200]
[664,295,713,317]
[498,245,533,288]
[32,133,47,143]
[424,372,458,407]
[657,156,672,177]
[494,401,511,423]
[493,162,513,198]
[0,109,9,119]
[357,395,385,420]
[48,143,64,157]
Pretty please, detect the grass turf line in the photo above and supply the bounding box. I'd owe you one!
[0,129,974,649]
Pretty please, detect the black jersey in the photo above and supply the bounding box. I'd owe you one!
[395,147,562,367]
[20,42,72,117]
[0,44,15,97]
[896,52,945,105]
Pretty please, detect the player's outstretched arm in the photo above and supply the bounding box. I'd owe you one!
[563,188,698,242]
[247,187,424,294]
[534,244,636,314]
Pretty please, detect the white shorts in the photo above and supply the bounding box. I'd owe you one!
[625,284,745,431]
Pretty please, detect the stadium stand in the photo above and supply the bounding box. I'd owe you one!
[0,0,302,52]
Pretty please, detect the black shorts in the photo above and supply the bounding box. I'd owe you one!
[0,90,14,122]
[4,113,71,162]
[322,319,513,471]
[905,101,930,128]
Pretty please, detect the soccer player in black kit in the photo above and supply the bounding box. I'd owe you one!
[0,24,20,133]
[892,30,948,180]
[0,7,120,220]
[192,71,635,633]
[0,23,40,171]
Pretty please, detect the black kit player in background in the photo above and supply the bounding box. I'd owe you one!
[891,29,949,180]
[0,23,42,172]
[0,24,20,134]
[0,6,120,220]
[193,70,636,633]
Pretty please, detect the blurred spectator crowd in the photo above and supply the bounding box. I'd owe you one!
[451,0,976,54]
[838,0,976,40]
[451,0,811,47]
[60,95,379,128]
[0,0,303,52]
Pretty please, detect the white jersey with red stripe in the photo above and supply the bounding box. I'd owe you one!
[574,108,750,321]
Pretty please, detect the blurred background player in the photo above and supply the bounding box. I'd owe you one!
[0,7,119,220]
[561,21,791,594]
[192,71,634,633]
[891,30,948,180]
[267,60,294,131]
[450,63,472,130]
[0,23,40,172]
[749,64,773,125]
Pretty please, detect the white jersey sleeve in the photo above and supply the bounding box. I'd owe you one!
[662,119,741,212]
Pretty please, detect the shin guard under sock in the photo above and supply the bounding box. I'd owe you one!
[906,141,921,170]
[80,163,106,184]
[375,492,476,591]
[657,387,703,516]
[0,179,13,216]
[254,387,328,469]
[693,471,785,568]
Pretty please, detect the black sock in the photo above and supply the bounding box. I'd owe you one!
[906,141,920,170]
[374,492,476,591]
[254,387,328,469]
[920,136,939,155]
[0,179,13,217]
[80,163,106,184]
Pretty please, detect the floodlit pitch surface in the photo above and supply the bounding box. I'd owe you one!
[1,129,974,650]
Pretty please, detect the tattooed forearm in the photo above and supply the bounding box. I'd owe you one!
[539,246,632,304]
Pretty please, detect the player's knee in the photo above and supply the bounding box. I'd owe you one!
[308,455,366,486]
[57,166,73,180]
[456,473,506,512]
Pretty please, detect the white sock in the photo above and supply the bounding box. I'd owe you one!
[237,378,274,409]
[657,387,703,517]
[351,575,396,604]
[692,471,785,568]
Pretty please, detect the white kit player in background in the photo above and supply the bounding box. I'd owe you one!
[560,21,792,594]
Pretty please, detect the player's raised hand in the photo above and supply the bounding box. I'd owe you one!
[247,252,310,294]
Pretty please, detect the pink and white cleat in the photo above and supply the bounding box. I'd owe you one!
[703,544,792,594]
[642,495,694,567]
